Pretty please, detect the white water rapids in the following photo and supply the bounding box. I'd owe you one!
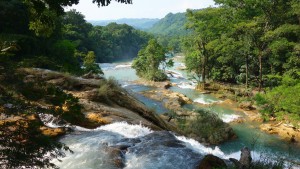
[40,60,300,169]
[42,113,245,169]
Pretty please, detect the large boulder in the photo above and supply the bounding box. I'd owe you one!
[196,154,227,169]
[230,147,252,169]
[103,146,125,168]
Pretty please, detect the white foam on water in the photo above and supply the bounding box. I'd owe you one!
[98,63,115,70]
[115,64,132,69]
[51,121,300,169]
[39,113,64,128]
[175,135,225,158]
[95,122,153,138]
[166,70,184,78]
[177,82,196,89]
[175,135,266,162]
[39,113,95,131]
[193,97,220,105]
[221,114,241,123]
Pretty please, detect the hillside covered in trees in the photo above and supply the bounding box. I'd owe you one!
[146,12,189,53]
[182,0,299,126]
[1,2,150,76]
[90,18,160,30]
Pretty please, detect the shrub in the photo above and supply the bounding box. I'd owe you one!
[83,51,103,74]
[254,74,300,127]
[98,77,121,103]
[186,109,225,138]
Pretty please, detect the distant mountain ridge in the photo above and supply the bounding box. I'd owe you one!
[89,18,160,30]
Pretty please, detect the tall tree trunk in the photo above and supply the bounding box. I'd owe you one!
[202,56,206,84]
[201,42,207,90]
[245,55,249,89]
[258,53,263,91]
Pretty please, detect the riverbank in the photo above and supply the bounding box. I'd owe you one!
[132,80,236,145]
[0,67,183,147]
[133,76,300,147]
[198,81,300,146]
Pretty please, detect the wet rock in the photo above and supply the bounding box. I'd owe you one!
[129,131,187,155]
[290,135,296,143]
[111,144,131,151]
[196,154,227,169]
[240,147,252,168]
[103,146,125,168]
[113,138,142,151]
[230,147,252,169]
[163,81,172,89]
[125,131,204,168]
[142,131,185,148]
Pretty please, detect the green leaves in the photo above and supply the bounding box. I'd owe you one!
[23,0,133,37]
[255,74,300,125]
[132,39,168,81]
[83,51,103,74]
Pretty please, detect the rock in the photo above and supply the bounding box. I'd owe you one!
[129,131,186,153]
[163,82,172,89]
[3,103,13,109]
[40,127,66,137]
[238,101,255,111]
[229,147,252,169]
[196,154,227,169]
[86,112,110,124]
[103,146,125,168]
[82,71,103,79]
[290,135,296,143]
[240,147,252,168]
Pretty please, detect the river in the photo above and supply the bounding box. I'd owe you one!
[52,58,300,169]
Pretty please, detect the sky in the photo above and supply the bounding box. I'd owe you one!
[66,0,216,20]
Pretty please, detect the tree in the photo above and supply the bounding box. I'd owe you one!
[83,51,103,74]
[0,0,30,34]
[213,0,300,90]
[184,7,229,89]
[22,0,132,37]
[132,39,171,81]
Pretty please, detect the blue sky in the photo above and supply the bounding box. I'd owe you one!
[66,0,216,20]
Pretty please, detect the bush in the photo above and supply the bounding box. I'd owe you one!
[187,109,225,138]
[255,74,300,127]
[145,70,168,81]
[98,77,121,103]
[180,109,232,144]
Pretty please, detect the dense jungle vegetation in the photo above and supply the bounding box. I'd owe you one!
[181,0,300,126]
[0,0,299,168]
